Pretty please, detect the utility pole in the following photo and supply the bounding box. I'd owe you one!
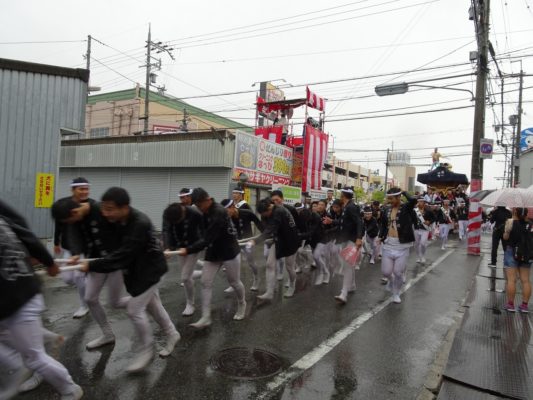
[141,24,175,135]
[86,35,92,71]
[143,24,152,135]
[470,0,490,191]
[182,108,189,132]
[514,68,524,186]
[85,35,92,95]
[384,148,390,193]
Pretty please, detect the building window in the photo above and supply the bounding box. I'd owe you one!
[89,127,110,138]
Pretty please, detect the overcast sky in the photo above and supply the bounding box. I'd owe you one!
[2,0,533,190]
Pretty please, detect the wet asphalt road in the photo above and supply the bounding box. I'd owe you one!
[14,234,481,400]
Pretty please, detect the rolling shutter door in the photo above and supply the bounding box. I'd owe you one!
[120,168,170,230]
[82,169,122,201]
[58,168,121,201]
[169,167,232,204]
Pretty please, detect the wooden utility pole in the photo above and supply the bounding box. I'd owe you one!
[514,69,524,186]
[143,24,152,135]
[470,0,490,191]
[384,148,390,192]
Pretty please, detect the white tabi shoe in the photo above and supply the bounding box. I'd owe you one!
[159,332,181,357]
[233,301,247,320]
[190,315,212,329]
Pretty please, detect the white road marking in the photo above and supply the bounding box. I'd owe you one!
[256,249,454,400]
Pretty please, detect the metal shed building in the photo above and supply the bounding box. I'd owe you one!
[0,58,88,237]
[59,131,237,230]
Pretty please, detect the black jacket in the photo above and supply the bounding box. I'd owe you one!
[53,197,93,253]
[232,209,263,239]
[413,206,435,230]
[295,208,312,239]
[336,201,364,243]
[308,211,328,247]
[89,208,167,297]
[380,193,417,244]
[363,217,380,238]
[456,206,469,221]
[0,199,54,319]
[325,210,341,241]
[490,207,512,231]
[66,199,117,258]
[163,206,204,250]
[259,205,300,259]
[284,204,301,232]
[436,207,457,224]
[54,221,86,254]
[187,202,241,262]
[236,200,251,211]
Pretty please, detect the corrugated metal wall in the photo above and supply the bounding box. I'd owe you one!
[61,139,235,168]
[0,67,87,237]
[59,167,232,230]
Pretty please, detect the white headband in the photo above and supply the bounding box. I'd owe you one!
[295,204,305,210]
[232,189,245,194]
[386,191,402,197]
[70,182,90,187]
[179,189,193,197]
[341,188,353,194]
[223,199,234,209]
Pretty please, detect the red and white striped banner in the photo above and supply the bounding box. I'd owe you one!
[306,87,325,112]
[302,124,328,192]
[467,199,482,256]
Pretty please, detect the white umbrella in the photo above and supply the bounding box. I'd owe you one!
[481,188,533,208]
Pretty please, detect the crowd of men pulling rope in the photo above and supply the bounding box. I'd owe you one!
[0,177,471,399]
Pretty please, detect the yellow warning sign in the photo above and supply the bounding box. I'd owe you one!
[34,173,55,208]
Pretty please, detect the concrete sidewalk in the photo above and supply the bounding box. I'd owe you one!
[438,235,533,400]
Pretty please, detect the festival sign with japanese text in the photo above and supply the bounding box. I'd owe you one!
[34,173,55,208]
[234,131,293,186]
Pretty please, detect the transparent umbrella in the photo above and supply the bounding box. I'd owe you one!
[481,188,533,208]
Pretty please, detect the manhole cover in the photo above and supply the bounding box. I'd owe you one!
[211,347,283,380]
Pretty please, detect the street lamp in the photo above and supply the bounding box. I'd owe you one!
[375,82,408,96]
[374,82,475,100]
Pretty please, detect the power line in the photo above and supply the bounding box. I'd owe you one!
[91,57,139,85]
[0,39,86,45]
[334,143,472,152]
[170,0,441,50]
[170,36,480,66]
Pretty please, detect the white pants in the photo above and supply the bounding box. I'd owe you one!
[458,220,468,240]
[85,270,129,336]
[126,284,177,352]
[264,245,296,297]
[365,235,380,261]
[439,224,451,247]
[200,255,245,318]
[337,241,357,297]
[59,249,87,308]
[0,295,76,395]
[241,245,258,277]
[180,253,200,307]
[381,240,411,296]
[313,243,329,277]
[414,229,429,259]
[328,240,341,273]
[264,243,284,276]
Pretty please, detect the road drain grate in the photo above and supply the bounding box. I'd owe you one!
[210,347,283,380]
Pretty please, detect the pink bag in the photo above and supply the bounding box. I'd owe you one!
[340,244,361,267]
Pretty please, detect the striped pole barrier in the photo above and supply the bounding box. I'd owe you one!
[467,199,482,256]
